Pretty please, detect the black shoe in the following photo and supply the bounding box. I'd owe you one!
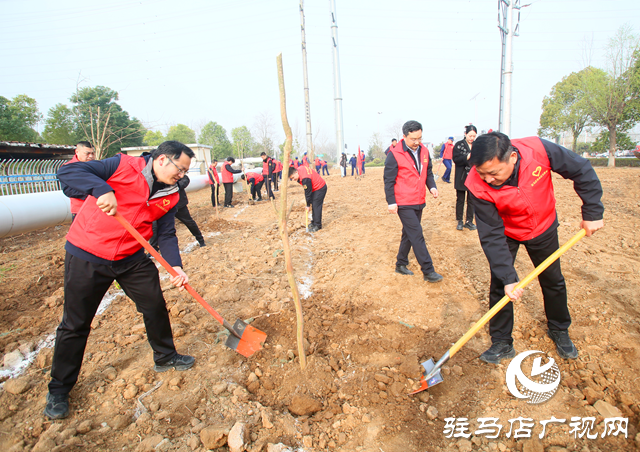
[479,341,516,364]
[395,265,414,276]
[44,393,69,420]
[227,204,235,208]
[463,222,477,231]
[154,354,195,372]
[198,239,206,247]
[423,271,443,283]
[308,224,320,233]
[456,221,464,231]
[257,198,263,201]
[547,330,578,359]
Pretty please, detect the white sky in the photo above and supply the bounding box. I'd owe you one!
[2,0,639,154]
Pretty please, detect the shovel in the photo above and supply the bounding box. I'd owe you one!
[433,160,443,181]
[411,228,586,394]
[113,212,267,358]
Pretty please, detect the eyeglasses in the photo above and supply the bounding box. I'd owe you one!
[167,157,189,175]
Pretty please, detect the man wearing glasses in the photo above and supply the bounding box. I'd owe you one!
[48,141,197,420]
[384,120,443,283]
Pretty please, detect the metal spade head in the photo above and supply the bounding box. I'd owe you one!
[225,319,267,358]
[409,358,444,394]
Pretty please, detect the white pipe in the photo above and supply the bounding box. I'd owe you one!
[0,175,212,238]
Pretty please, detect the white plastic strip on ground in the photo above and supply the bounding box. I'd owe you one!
[296,233,314,299]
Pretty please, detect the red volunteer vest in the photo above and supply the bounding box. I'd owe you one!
[297,165,326,192]
[294,160,300,168]
[275,160,283,172]
[66,154,179,261]
[465,137,556,241]
[314,158,321,167]
[63,155,84,214]
[221,163,234,183]
[443,142,454,159]
[390,141,431,206]
[207,164,219,184]
[247,172,264,183]
[262,157,272,176]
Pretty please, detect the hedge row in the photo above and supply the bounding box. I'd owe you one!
[588,158,640,167]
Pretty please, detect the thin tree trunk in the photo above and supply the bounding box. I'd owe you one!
[276,53,306,369]
[608,126,617,168]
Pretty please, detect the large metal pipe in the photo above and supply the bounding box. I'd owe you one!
[0,174,212,238]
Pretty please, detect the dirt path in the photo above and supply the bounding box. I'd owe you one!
[0,166,638,451]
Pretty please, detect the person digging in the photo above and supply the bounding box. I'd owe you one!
[288,164,327,233]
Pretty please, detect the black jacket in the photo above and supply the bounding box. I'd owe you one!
[452,139,472,191]
[176,175,191,209]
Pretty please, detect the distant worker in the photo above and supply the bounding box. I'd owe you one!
[385,138,398,156]
[314,156,322,174]
[288,164,327,232]
[384,120,443,283]
[452,125,478,231]
[349,154,357,176]
[63,141,96,220]
[207,159,220,208]
[246,171,264,202]
[260,152,276,200]
[293,157,300,169]
[339,153,347,177]
[439,137,454,183]
[465,132,604,364]
[222,157,243,208]
[321,159,330,176]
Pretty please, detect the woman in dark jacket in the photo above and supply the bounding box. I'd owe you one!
[452,125,478,231]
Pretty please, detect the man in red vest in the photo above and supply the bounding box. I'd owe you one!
[245,171,265,201]
[260,152,276,200]
[221,156,244,207]
[207,159,220,208]
[466,132,604,364]
[63,141,96,220]
[384,120,443,283]
[48,141,196,420]
[440,137,454,183]
[288,164,327,232]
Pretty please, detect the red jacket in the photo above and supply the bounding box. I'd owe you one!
[207,164,219,184]
[275,160,283,172]
[66,154,179,261]
[262,157,273,176]
[314,158,321,167]
[465,137,556,241]
[246,172,264,183]
[443,142,454,160]
[293,159,300,168]
[390,141,431,206]
[221,163,234,183]
[63,155,85,214]
[297,165,326,192]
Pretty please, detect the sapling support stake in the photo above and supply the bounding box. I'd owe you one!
[276,53,307,369]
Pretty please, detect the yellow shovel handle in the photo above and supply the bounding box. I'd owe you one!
[448,228,586,358]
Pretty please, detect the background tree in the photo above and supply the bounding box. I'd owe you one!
[166,124,196,144]
[368,132,384,160]
[0,94,42,142]
[143,130,165,147]
[582,26,640,167]
[71,85,145,158]
[591,130,637,153]
[199,121,233,160]
[253,111,276,157]
[42,103,77,145]
[231,125,255,158]
[538,69,593,151]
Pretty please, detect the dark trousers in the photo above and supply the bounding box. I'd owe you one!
[310,185,327,228]
[264,175,274,199]
[210,184,219,207]
[251,180,264,200]
[273,173,279,191]
[456,189,474,223]
[223,182,234,206]
[489,225,570,345]
[49,253,176,395]
[442,159,452,182]
[351,165,356,176]
[176,206,203,243]
[396,207,435,275]
[361,163,365,174]
[322,166,330,175]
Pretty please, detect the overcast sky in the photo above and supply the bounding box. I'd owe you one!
[2,0,639,155]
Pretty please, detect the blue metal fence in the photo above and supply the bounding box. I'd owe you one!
[0,159,68,196]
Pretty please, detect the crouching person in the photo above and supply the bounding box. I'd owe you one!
[47,141,197,420]
[288,164,327,232]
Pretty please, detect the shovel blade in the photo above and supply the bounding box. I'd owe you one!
[225,319,267,358]
[409,359,444,394]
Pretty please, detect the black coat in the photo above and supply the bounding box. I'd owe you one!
[452,139,472,191]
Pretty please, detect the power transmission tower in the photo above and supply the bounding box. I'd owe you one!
[300,1,314,161]
[329,0,345,162]
[497,0,523,136]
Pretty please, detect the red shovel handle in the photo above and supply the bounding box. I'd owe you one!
[113,212,230,329]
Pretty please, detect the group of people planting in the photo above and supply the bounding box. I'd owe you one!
[48,119,604,421]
